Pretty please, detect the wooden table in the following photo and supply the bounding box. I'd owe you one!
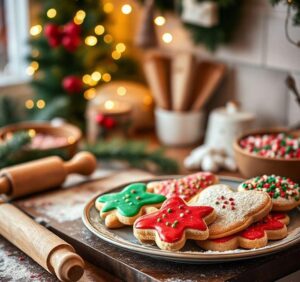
[1,142,300,281]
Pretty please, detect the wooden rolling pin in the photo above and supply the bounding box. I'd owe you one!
[0,202,85,281]
[0,151,97,199]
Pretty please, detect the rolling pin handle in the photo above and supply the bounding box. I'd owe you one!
[0,177,11,195]
[64,151,97,176]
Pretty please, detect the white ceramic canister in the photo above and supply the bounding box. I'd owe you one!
[204,102,255,156]
[155,108,205,146]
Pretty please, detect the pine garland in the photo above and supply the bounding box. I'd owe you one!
[84,139,179,174]
[0,96,22,127]
[271,0,300,25]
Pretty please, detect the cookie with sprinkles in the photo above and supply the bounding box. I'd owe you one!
[133,197,217,251]
[95,183,166,228]
[238,175,300,211]
[198,212,289,251]
[147,172,219,203]
[191,184,272,239]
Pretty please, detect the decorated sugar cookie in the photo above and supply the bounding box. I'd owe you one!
[191,184,272,239]
[238,175,300,211]
[95,183,166,228]
[147,172,219,202]
[133,197,217,251]
[198,213,289,251]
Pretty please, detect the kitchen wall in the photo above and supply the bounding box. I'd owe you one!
[152,0,300,127]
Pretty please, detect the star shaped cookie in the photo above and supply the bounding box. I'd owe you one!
[133,197,216,251]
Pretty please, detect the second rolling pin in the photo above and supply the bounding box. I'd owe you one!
[0,151,97,199]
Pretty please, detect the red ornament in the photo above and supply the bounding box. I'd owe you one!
[44,23,61,38]
[62,75,83,94]
[63,22,80,37]
[103,117,117,129]
[95,114,105,125]
[62,35,81,52]
[48,37,61,47]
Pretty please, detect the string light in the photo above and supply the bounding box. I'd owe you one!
[82,74,92,84]
[91,71,101,81]
[94,25,105,35]
[117,86,127,96]
[104,100,115,110]
[84,88,96,100]
[28,129,36,138]
[47,8,57,18]
[162,32,173,43]
[36,99,46,109]
[121,4,132,14]
[154,16,166,26]
[116,43,126,53]
[32,49,40,58]
[74,10,86,25]
[102,73,111,82]
[103,2,114,13]
[30,25,42,36]
[85,36,98,46]
[25,99,34,109]
[103,34,113,44]
[31,61,39,71]
[26,66,35,76]
[112,50,121,60]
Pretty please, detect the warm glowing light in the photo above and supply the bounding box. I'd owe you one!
[26,66,35,76]
[68,136,76,144]
[30,25,42,36]
[154,16,166,26]
[84,88,96,100]
[117,86,127,96]
[112,50,121,60]
[94,25,105,35]
[116,43,126,53]
[47,8,57,18]
[104,100,115,110]
[103,34,113,44]
[91,71,101,81]
[28,129,36,138]
[121,4,132,14]
[103,2,114,13]
[74,10,86,24]
[25,99,34,109]
[143,95,153,106]
[162,32,173,43]
[82,74,92,84]
[36,99,46,109]
[32,49,40,58]
[85,36,98,46]
[102,73,111,82]
[31,61,39,71]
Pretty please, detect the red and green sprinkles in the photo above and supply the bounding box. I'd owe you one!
[242,175,300,201]
[240,133,300,159]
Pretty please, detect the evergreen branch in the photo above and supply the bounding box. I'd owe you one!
[83,139,179,174]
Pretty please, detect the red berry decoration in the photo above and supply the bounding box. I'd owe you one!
[62,35,81,52]
[103,117,117,129]
[95,114,105,125]
[48,37,61,48]
[63,22,80,37]
[44,23,61,38]
[62,75,83,94]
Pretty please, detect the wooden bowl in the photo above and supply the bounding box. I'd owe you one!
[233,128,300,182]
[0,122,82,158]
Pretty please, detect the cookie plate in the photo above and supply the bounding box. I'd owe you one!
[82,176,300,263]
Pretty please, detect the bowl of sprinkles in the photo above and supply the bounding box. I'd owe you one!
[234,129,300,181]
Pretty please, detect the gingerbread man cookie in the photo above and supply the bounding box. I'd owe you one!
[95,183,166,228]
[238,175,300,211]
[133,197,217,251]
[198,213,289,251]
[147,172,219,203]
[191,184,272,239]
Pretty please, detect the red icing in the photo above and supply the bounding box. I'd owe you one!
[211,213,286,243]
[152,172,216,202]
[134,197,214,243]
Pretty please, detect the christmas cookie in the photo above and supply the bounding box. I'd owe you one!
[95,183,166,228]
[147,172,219,203]
[133,197,216,251]
[198,212,289,251]
[238,175,300,211]
[191,184,272,239]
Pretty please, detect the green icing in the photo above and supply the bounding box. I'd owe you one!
[96,183,166,217]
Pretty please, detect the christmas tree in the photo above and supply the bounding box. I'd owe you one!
[27,0,138,125]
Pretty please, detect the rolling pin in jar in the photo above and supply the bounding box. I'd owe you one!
[0,151,97,199]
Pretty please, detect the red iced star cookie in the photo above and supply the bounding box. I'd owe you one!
[147,172,219,203]
[133,197,217,251]
[198,213,289,251]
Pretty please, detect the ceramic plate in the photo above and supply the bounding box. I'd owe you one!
[82,176,300,263]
